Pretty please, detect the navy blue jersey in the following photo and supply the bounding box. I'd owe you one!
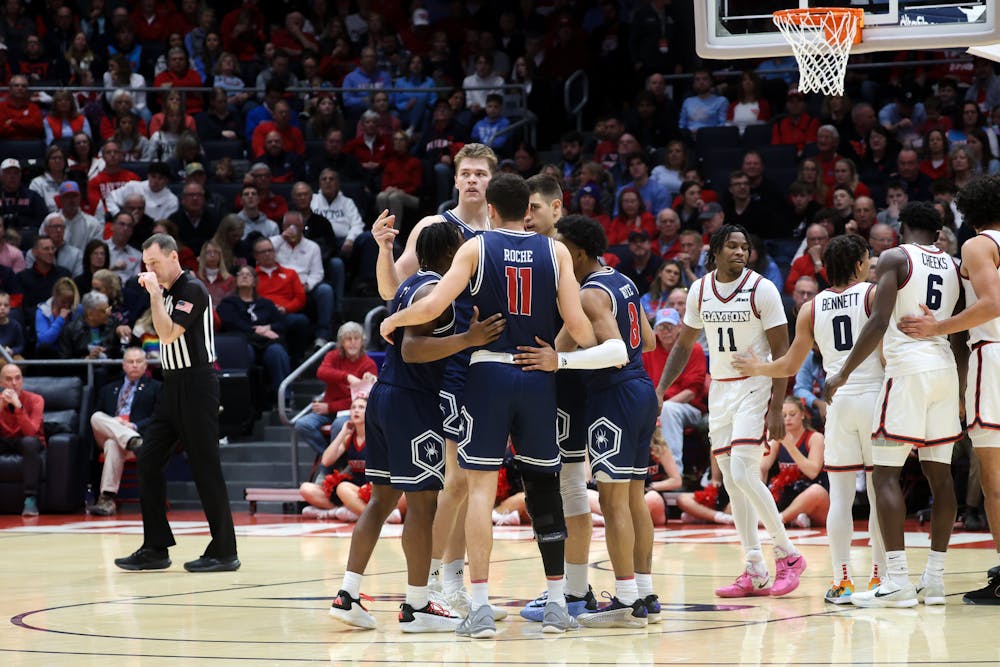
[581,267,649,391]
[441,209,488,390]
[380,270,455,393]
[471,229,560,354]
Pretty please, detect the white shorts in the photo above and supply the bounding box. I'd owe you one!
[707,375,771,456]
[871,370,960,467]
[966,342,1000,449]
[824,390,878,472]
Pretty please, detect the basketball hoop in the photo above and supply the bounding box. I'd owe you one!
[772,8,864,97]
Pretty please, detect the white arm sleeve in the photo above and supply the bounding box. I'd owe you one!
[557,339,628,370]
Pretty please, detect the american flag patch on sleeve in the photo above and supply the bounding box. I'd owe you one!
[175,300,193,313]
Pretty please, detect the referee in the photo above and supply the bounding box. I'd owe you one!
[115,233,239,572]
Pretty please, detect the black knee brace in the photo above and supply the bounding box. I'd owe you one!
[521,469,567,543]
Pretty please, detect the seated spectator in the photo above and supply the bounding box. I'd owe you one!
[106,212,142,284]
[153,47,204,114]
[762,396,829,528]
[617,230,662,296]
[0,219,24,276]
[209,53,249,108]
[0,75,42,140]
[252,236,311,357]
[417,99,469,204]
[165,132,206,182]
[868,222,897,257]
[651,208,683,261]
[748,233,782,290]
[149,106,191,163]
[606,188,656,246]
[90,269,133,342]
[304,95,344,142]
[87,346,160,516]
[44,90,92,147]
[217,265,291,394]
[890,148,934,202]
[28,216,82,277]
[103,54,150,123]
[168,181,219,256]
[949,144,979,191]
[29,145,70,214]
[245,81,301,140]
[798,157,829,206]
[830,185,856,231]
[211,214,252,273]
[107,162,180,221]
[641,429,685,526]
[674,180,705,232]
[354,89,402,141]
[254,49,301,102]
[34,276,78,354]
[615,152,670,217]
[309,128,364,186]
[271,12,317,58]
[341,46,392,118]
[235,163,288,222]
[847,196,879,239]
[108,23,142,75]
[310,169,371,283]
[0,291,24,358]
[151,219,198,272]
[293,322,377,459]
[793,349,827,431]
[0,159,48,237]
[344,110,388,185]
[43,182,102,253]
[642,307,707,470]
[258,131,307,183]
[676,229,708,287]
[197,240,235,305]
[859,125,899,190]
[921,129,951,181]
[787,181,821,243]
[58,289,121,360]
[376,132,422,238]
[772,88,819,155]
[87,140,140,218]
[786,224,830,294]
[679,69,726,137]
[75,239,110,296]
[574,182,612,232]
[815,125,843,187]
[470,94,511,153]
[99,90,150,141]
[785,275,819,343]
[110,112,154,163]
[237,184,280,240]
[270,211,335,346]
[640,261,683,321]
[393,53,437,132]
[0,364,45,516]
[196,87,244,142]
[727,70,771,134]
[252,99,305,158]
[650,141,689,198]
[463,52,505,115]
[826,158,870,207]
[879,86,926,147]
[626,90,679,150]
[722,171,769,232]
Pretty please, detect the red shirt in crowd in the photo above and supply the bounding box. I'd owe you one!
[316,349,379,414]
[785,254,829,294]
[642,339,707,412]
[380,154,423,194]
[255,263,306,314]
[344,134,388,168]
[772,114,819,153]
[0,99,43,139]
[0,389,45,446]
[251,121,306,157]
[153,69,205,114]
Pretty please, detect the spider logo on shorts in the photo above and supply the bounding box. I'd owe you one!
[594,429,609,449]
[424,442,440,460]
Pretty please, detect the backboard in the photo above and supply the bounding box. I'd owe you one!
[695,1,997,59]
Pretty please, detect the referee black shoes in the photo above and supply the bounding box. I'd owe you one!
[114,547,171,571]
[184,555,241,572]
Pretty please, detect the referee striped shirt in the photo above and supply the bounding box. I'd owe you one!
[160,271,216,370]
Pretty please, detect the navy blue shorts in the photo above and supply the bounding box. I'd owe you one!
[440,353,470,440]
[459,362,559,473]
[365,382,446,491]
[556,370,588,464]
[587,378,658,482]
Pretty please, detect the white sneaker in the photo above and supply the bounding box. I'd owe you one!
[333,506,359,522]
[494,510,521,526]
[444,587,507,620]
[400,601,462,633]
[301,506,325,519]
[386,509,403,524]
[329,590,376,629]
[793,513,811,529]
[850,580,918,608]
[917,575,946,605]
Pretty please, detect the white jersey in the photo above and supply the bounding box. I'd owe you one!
[812,282,884,395]
[964,229,1000,346]
[686,269,787,379]
[884,243,960,377]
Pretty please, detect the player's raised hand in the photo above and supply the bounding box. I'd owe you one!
[465,306,505,346]
[731,350,761,375]
[513,336,558,372]
[372,209,398,252]
[898,304,939,338]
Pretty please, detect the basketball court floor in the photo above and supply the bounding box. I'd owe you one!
[0,510,996,666]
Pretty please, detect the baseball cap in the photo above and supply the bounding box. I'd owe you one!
[0,158,20,171]
[698,202,723,221]
[578,182,600,198]
[184,162,206,176]
[655,308,680,328]
[58,181,80,195]
[412,8,430,26]
[628,229,650,242]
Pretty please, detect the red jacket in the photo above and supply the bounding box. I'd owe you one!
[642,340,707,412]
[772,114,819,153]
[380,154,422,194]
[251,121,305,157]
[0,100,43,139]
[344,134,388,168]
[316,349,378,413]
[0,389,45,446]
[605,212,656,246]
[785,253,829,294]
[153,69,205,113]
[255,263,306,313]
[44,114,86,142]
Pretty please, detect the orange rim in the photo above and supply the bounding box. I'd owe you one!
[773,8,864,45]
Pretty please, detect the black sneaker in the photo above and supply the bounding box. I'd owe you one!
[643,593,662,624]
[399,601,461,633]
[963,576,1000,605]
[114,547,171,571]
[183,555,241,572]
[989,565,1000,580]
[566,586,598,616]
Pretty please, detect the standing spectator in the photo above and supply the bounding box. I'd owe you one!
[0,75,42,139]
[772,89,819,155]
[270,211,334,347]
[28,145,70,214]
[153,47,205,114]
[417,100,468,205]
[341,47,392,118]
[679,69,726,137]
[470,94,511,153]
[293,321,377,458]
[44,182,102,252]
[106,162,180,221]
[376,132,422,238]
[462,52,505,115]
[0,364,45,516]
[629,0,681,78]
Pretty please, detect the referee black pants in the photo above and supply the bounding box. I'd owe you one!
[137,367,237,557]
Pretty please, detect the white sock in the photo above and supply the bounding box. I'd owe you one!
[429,558,442,581]
[470,580,489,608]
[636,572,653,598]
[443,559,465,594]
[342,570,363,599]
[546,576,566,607]
[924,549,946,581]
[406,584,428,610]
[565,562,589,598]
[746,548,768,578]
[886,550,909,587]
[615,576,638,605]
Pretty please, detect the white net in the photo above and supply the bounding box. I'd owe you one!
[772,9,862,97]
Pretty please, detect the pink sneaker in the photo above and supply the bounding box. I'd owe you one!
[715,569,772,598]
[771,552,807,596]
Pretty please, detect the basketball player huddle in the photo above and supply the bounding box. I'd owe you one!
[327,146,1000,639]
